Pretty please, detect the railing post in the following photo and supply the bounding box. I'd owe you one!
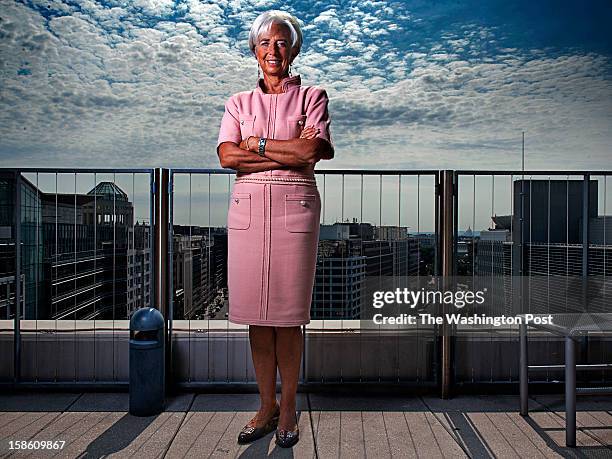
[438,170,455,398]
[168,170,174,384]
[13,171,21,383]
[149,172,155,312]
[519,323,528,415]
[582,174,590,281]
[580,174,590,379]
[565,336,577,447]
[153,168,172,388]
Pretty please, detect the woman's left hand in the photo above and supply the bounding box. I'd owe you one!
[300,125,320,139]
[239,136,252,151]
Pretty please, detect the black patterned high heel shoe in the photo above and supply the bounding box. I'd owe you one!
[237,403,280,444]
[275,412,299,448]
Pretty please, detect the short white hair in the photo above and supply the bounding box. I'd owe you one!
[248,11,303,57]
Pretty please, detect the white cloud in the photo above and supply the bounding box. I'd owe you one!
[133,0,176,16]
[0,0,610,173]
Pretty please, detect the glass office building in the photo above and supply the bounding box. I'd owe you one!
[0,173,43,320]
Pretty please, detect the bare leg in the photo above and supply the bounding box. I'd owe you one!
[248,325,279,425]
[275,326,302,429]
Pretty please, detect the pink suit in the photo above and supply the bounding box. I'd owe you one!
[217,74,333,326]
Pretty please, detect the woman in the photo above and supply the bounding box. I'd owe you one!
[216,10,334,448]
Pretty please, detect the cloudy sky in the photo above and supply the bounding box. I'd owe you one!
[1,0,611,173]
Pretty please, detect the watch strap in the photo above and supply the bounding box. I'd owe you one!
[258,137,267,157]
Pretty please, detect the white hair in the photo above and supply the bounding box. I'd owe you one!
[248,11,303,57]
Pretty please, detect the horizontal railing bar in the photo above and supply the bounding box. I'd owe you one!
[1,167,154,173]
[169,168,235,175]
[312,169,440,175]
[3,381,610,392]
[4,167,610,175]
[528,364,612,371]
[456,170,612,176]
[15,327,127,333]
[169,168,440,175]
[0,381,437,392]
[0,382,128,391]
[171,168,609,176]
[575,387,612,394]
[3,167,611,176]
[177,381,439,392]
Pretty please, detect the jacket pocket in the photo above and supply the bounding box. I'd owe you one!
[239,115,256,140]
[285,193,319,233]
[228,193,251,230]
[285,114,307,139]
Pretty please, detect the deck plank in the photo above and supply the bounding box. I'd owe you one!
[312,410,341,458]
[339,411,366,458]
[164,411,215,458]
[362,411,392,458]
[381,411,417,458]
[0,393,610,458]
[404,411,467,458]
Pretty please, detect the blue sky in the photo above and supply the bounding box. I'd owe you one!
[1,0,611,171]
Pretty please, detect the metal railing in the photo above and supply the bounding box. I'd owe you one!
[1,168,154,386]
[453,170,612,386]
[1,167,610,395]
[168,169,441,390]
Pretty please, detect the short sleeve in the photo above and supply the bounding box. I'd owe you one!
[306,87,334,149]
[216,96,241,151]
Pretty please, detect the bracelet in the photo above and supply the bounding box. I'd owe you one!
[258,137,267,157]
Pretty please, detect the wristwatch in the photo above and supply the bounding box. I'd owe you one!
[258,137,267,157]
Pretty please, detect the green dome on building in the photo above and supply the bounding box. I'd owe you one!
[87,182,128,202]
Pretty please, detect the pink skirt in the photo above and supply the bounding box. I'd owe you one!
[227,176,321,326]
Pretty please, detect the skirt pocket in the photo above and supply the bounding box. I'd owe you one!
[284,193,320,233]
[228,192,251,230]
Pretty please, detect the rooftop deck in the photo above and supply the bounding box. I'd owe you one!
[1,392,610,458]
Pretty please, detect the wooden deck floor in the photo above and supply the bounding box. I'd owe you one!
[0,392,610,458]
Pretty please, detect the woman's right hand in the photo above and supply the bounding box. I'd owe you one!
[299,125,320,139]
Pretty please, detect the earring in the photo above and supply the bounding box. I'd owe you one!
[289,64,292,77]
[257,63,261,80]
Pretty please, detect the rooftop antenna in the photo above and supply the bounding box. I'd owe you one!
[521,131,525,175]
[519,131,526,279]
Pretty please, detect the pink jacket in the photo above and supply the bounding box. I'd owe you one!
[216,74,333,178]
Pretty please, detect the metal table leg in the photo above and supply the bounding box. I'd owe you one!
[565,335,576,447]
[520,323,528,416]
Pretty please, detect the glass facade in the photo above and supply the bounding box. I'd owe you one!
[0,173,145,320]
[0,174,43,320]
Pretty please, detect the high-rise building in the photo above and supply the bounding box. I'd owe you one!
[171,226,228,319]
[375,225,409,241]
[475,179,611,315]
[0,173,42,320]
[311,222,423,319]
[475,216,512,277]
[0,174,142,320]
[127,221,151,315]
[312,238,366,319]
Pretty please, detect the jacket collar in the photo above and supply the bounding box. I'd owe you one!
[255,74,301,94]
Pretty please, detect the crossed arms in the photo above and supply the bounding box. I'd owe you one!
[217,126,334,173]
